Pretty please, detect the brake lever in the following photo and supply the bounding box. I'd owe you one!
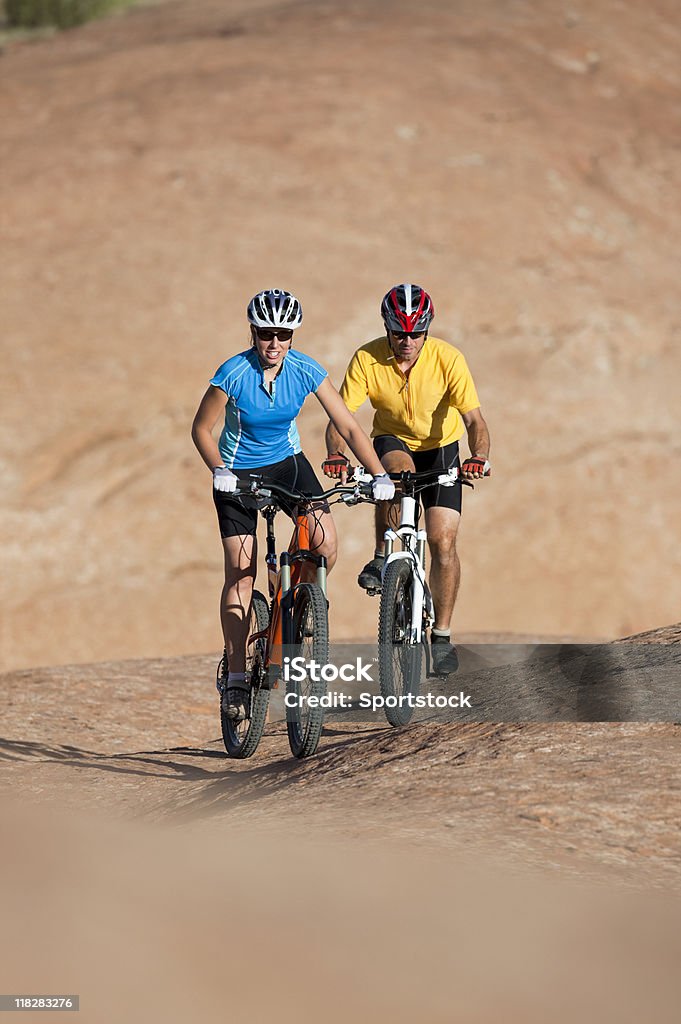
[437,467,475,489]
[232,485,273,500]
[350,465,374,485]
[340,480,373,504]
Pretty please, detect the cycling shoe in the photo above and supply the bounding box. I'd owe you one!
[357,555,384,594]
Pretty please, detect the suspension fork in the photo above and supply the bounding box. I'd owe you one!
[399,492,430,642]
[278,509,329,646]
[384,478,435,647]
[280,552,293,645]
[276,512,303,649]
[409,538,428,643]
[384,536,429,643]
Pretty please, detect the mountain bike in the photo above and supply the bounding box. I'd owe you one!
[218,474,373,759]
[377,465,464,727]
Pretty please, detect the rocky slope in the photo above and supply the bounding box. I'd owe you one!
[1,621,679,889]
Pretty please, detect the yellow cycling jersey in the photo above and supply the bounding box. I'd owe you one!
[339,335,480,452]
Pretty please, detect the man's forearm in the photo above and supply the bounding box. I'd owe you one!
[466,420,490,459]
[325,421,347,457]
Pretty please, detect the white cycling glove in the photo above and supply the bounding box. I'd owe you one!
[371,473,395,502]
[213,466,238,493]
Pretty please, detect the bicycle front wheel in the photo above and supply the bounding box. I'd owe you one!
[378,559,423,727]
[286,583,329,759]
[221,590,271,759]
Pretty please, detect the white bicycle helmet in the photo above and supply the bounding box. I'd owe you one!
[247,289,303,330]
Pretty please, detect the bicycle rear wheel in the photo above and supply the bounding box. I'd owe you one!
[221,590,271,759]
[286,583,329,758]
[378,559,423,727]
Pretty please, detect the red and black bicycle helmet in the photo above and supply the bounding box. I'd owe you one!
[381,283,434,333]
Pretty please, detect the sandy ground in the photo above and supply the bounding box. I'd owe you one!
[2,636,680,891]
[1,630,680,1021]
[2,798,680,1024]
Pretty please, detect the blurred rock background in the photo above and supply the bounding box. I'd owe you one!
[1,0,679,670]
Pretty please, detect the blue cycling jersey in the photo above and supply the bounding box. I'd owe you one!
[209,348,328,468]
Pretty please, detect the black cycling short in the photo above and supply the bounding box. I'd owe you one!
[373,436,462,513]
[213,452,328,539]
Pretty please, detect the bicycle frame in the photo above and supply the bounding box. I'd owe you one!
[378,465,461,643]
[221,474,370,758]
[258,508,328,681]
[233,472,373,686]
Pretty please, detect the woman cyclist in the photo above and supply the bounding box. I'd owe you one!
[191,288,394,719]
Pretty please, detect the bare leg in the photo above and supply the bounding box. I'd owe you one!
[301,506,338,583]
[220,533,257,673]
[424,506,461,631]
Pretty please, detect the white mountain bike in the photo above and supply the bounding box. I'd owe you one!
[375,465,462,727]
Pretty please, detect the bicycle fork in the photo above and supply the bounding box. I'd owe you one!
[383,533,432,644]
[278,551,328,642]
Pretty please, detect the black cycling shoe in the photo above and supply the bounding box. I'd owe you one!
[357,556,384,593]
[430,635,459,677]
[224,685,250,722]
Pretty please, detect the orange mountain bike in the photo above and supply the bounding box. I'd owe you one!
[218,473,373,759]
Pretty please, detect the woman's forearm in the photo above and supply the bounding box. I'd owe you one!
[191,387,229,472]
[191,423,223,471]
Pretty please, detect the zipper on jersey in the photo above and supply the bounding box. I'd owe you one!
[404,378,413,419]
[398,368,414,420]
[260,362,283,405]
[258,372,277,405]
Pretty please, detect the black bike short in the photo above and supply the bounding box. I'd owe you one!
[373,436,462,514]
[213,452,328,539]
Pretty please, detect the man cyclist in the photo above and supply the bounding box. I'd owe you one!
[323,283,490,676]
[192,288,394,720]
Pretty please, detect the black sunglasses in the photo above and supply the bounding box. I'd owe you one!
[390,330,425,341]
[256,328,294,342]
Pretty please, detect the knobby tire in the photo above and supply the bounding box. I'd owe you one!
[378,559,423,727]
[287,583,329,758]
[221,590,271,759]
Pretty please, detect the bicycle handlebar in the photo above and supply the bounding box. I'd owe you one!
[231,474,374,508]
[352,465,472,491]
[230,464,476,511]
